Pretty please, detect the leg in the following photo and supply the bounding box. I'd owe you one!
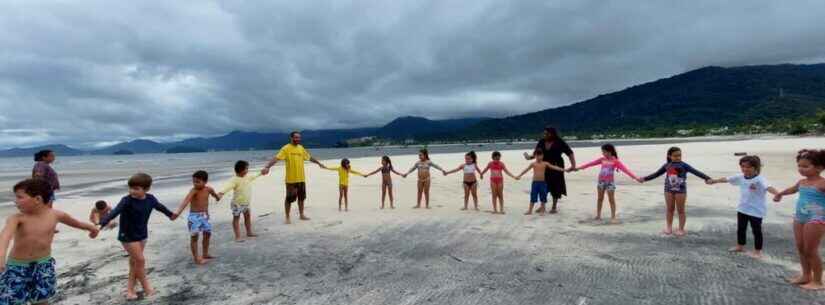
[136,240,153,296]
[343,186,349,211]
[471,183,479,210]
[232,215,242,241]
[789,221,811,284]
[498,184,505,214]
[595,187,605,220]
[490,183,499,213]
[607,190,618,223]
[285,184,296,224]
[338,186,344,211]
[380,183,387,209]
[424,180,431,209]
[388,184,395,209]
[298,183,309,220]
[202,232,212,260]
[190,235,202,264]
[800,223,825,290]
[549,196,559,214]
[731,212,746,252]
[747,215,763,258]
[244,210,256,237]
[414,181,423,208]
[298,200,309,220]
[663,192,675,235]
[525,202,535,215]
[461,183,470,210]
[122,242,140,299]
[674,193,687,236]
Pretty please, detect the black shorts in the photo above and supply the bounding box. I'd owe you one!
[285,182,307,203]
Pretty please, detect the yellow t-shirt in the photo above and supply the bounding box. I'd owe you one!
[326,166,363,186]
[276,144,311,183]
[220,173,261,205]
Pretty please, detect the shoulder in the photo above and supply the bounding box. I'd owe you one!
[145,194,159,202]
[5,213,23,224]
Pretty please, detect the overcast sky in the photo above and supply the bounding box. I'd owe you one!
[1,0,824,149]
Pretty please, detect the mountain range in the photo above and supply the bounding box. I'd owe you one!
[2,63,824,157]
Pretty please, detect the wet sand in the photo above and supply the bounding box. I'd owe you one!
[41,137,825,304]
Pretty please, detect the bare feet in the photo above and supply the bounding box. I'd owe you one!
[728,246,744,252]
[745,251,763,259]
[788,274,811,285]
[524,211,533,215]
[460,207,468,211]
[549,208,558,214]
[412,205,421,209]
[661,228,673,235]
[285,218,292,224]
[195,258,209,265]
[246,233,258,238]
[203,255,215,259]
[126,292,139,300]
[593,216,602,221]
[609,218,621,224]
[674,229,686,236]
[800,282,825,290]
[535,206,546,214]
[234,238,246,243]
[299,216,310,221]
[144,288,156,298]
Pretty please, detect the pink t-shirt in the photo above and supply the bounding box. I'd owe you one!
[579,157,638,183]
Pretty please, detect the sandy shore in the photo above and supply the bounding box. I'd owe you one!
[39,137,825,304]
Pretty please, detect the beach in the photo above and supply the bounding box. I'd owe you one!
[22,137,825,305]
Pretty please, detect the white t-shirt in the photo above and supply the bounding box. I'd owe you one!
[727,174,771,218]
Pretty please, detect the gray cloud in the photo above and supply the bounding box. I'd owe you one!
[1,0,824,148]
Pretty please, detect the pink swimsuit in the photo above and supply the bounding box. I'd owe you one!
[488,161,504,184]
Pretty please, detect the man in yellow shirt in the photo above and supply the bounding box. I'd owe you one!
[262,132,325,224]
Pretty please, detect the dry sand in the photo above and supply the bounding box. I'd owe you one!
[41,137,825,304]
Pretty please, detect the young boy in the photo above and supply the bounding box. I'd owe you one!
[175,171,220,265]
[516,149,565,215]
[98,173,177,301]
[219,161,264,242]
[0,178,99,305]
[90,200,117,230]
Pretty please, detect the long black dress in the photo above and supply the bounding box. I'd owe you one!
[535,139,573,199]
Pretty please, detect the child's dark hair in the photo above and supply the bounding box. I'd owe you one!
[492,151,501,159]
[13,179,52,203]
[466,151,477,164]
[193,170,209,182]
[797,149,825,167]
[95,200,107,210]
[341,158,351,170]
[234,160,249,174]
[739,155,762,174]
[601,144,618,158]
[420,149,430,161]
[34,150,53,162]
[128,173,153,190]
[666,147,681,162]
[381,155,392,167]
[534,148,544,156]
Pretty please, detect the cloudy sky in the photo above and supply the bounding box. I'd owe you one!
[1,0,824,149]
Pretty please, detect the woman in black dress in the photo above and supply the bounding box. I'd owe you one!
[523,127,576,214]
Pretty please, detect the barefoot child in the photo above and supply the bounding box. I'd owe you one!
[174,171,220,265]
[404,149,446,209]
[516,149,564,215]
[571,144,641,223]
[444,151,483,211]
[219,160,263,242]
[480,151,518,214]
[774,149,825,290]
[708,155,779,258]
[90,200,117,230]
[641,147,712,236]
[323,159,365,212]
[0,179,99,305]
[365,156,404,209]
[99,173,177,300]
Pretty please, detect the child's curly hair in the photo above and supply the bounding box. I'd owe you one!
[797,149,825,167]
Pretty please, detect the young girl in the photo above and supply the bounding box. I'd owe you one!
[365,156,404,209]
[480,151,517,214]
[444,151,483,211]
[641,147,712,236]
[774,149,825,290]
[708,156,779,258]
[571,144,641,223]
[323,159,365,212]
[98,173,177,300]
[404,149,446,209]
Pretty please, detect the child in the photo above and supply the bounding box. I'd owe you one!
[219,160,263,242]
[480,151,518,214]
[365,156,404,209]
[571,144,641,223]
[99,173,177,300]
[90,200,117,230]
[323,159,366,212]
[404,149,446,209]
[708,156,779,258]
[641,147,712,236]
[773,149,825,290]
[444,151,483,211]
[0,179,99,305]
[516,149,564,215]
[174,171,220,265]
